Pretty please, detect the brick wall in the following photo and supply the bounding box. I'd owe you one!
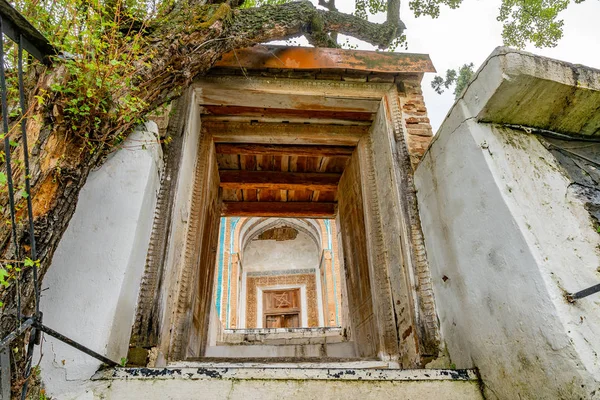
[399,75,434,169]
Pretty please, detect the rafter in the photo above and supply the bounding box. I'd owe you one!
[222,201,336,218]
[215,143,355,158]
[205,121,368,146]
[219,170,341,191]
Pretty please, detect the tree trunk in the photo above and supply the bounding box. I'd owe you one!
[0,0,402,391]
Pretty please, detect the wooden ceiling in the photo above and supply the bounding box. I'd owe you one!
[199,45,433,218]
[216,143,354,218]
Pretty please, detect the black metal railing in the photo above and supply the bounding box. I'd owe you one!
[567,283,600,303]
[0,2,119,399]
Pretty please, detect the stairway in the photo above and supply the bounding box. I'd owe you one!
[205,327,357,359]
[88,328,484,399]
[91,361,484,399]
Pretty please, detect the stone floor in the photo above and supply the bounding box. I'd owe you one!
[90,362,484,400]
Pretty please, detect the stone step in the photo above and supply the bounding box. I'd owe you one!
[170,359,395,369]
[219,327,347,346]
[205,341,356,358]
[217,335,347,346]
[91,366,483,399]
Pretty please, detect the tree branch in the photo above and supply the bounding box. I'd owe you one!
[1,4,407,393]
[227,1,404,50]
[387,0,401,30]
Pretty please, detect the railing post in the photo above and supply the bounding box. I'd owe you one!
[0,345,10,400]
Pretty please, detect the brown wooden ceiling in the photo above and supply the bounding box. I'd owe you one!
[216,143,353,218]
[199,45,428,218]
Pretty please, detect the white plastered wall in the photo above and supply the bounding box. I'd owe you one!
[415,53,600,398]
[243,232,319,273]
[34,123,163,398]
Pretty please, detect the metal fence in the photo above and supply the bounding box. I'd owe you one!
[0,2,118,399]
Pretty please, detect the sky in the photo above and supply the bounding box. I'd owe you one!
[330,0,600,132]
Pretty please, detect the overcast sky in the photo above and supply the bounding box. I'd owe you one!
[331,0,600,132]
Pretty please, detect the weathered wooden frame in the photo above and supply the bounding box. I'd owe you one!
[137,76,439,366]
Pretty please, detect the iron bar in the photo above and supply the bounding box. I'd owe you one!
[567,283,600,302]
[0,16,20,263]
[0,345,10,400]
[20,326,36,400]
[18,34,39,315]
[0,318,34,348]
[33,322,120,367]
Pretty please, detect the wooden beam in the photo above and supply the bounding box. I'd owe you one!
[201,105,374,122]
[194,82,380,113]
[219,171,341,191]
[213,46,436,74]
[215,143,355,158]
[193,76,391,101]
[222,202,336,218]
[205,121,368,146]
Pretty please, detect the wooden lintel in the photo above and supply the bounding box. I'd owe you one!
[219,170,341,191]
[222,201,336,218]
[215,143,355,158]
[201,105,374,122]
[205,121,368,146]
[213,46,436,74]
[193,77,391,101]
[194,83,380,113]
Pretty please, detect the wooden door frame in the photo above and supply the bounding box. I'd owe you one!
[256,284,308,328]
[262,288,302,328]
[151,78,439,365]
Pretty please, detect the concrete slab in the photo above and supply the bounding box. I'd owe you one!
[86,366,482,400]
[167,360,392,369]
[447,47,600,137]
[90,378,483,400]
[93,366,480,382]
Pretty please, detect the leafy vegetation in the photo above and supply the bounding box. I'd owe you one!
[431,63,474,99]
[409,0,586,48]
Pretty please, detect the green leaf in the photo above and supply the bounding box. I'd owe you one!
[0,172,7,185]
[24,258,35,268]
[0,267,8,287]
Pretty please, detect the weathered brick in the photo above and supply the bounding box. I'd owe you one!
[368,73,396,83]
[407,127,433,137]
[405,116,431,124]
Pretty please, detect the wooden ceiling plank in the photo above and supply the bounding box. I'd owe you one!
[197,88,380,113]
[201,105,374,122]
[316,191,337,203]
[240,154,257,171]
[222,201,336,218]
[216,153,240,170]
[244,189,258,202]
[206,121,367,146]
[201,115,372,125]
[281,156,289,172]
[194,77,390,101]
[219,170,341,192]
[215,143,355,158]
[324,156,352,173]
